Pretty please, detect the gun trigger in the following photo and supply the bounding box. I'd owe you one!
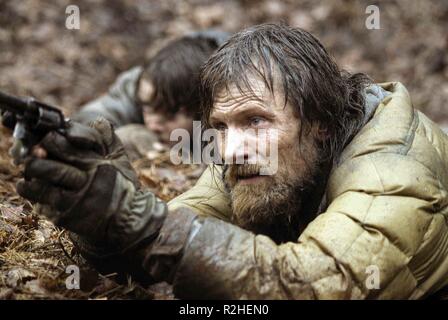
[9,139,28,165]
[13,121,26,140]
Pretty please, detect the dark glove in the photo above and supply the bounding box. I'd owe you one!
[16,118,167,255]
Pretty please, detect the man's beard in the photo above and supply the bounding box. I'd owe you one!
[222,143,331,243]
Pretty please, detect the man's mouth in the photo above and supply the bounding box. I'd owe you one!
[225,165,269,187]
[237,174,266,185]
[236,168,267,185]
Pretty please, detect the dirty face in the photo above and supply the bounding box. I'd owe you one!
[210,77,324,239]
[139,78,194,145]
[143,107,193,146]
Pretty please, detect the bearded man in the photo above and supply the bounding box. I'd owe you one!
[15,24,448,299]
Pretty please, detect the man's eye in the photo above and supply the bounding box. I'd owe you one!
[249,116,267,127]
[213,122,227,131]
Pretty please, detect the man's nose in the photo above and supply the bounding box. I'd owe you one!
[223,128,256,164]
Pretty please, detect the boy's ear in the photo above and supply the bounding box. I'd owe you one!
[137,78,155,104]
[178,106,190,114]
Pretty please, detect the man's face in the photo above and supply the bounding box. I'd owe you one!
[210,77,323,238]
[138,79,194,145]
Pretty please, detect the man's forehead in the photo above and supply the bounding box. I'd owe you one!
[213,90,266,110]
[212,78,284,113]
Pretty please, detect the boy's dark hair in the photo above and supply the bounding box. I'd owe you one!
[141,35,222,119]
[201,23,371,161]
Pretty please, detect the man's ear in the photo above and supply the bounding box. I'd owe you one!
[312,123,330,142]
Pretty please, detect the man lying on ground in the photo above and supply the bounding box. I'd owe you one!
[15,23,448,299]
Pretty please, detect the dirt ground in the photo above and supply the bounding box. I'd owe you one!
[0,0,447,299]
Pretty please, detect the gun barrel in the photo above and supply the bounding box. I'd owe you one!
[0,90,29,115]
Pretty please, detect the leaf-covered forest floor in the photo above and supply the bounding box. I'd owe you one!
[0,0,447,299]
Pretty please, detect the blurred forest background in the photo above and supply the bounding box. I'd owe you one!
[0,0,447,299]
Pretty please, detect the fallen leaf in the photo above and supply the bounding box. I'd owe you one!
[0,219,20,234]
[6,268,36,288]
[0,205,23,223]
[32,230,46,245]
[23,279,48,296]
[21,214,39,229]
[0,288,14,299]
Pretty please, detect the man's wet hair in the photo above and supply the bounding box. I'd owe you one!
[200,23,371,161]
[142,36,221,119]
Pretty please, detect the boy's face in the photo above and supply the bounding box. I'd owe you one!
[143,107,193,146]
[138,79,194,145]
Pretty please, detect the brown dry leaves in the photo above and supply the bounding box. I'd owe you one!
[134,150,205,202]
